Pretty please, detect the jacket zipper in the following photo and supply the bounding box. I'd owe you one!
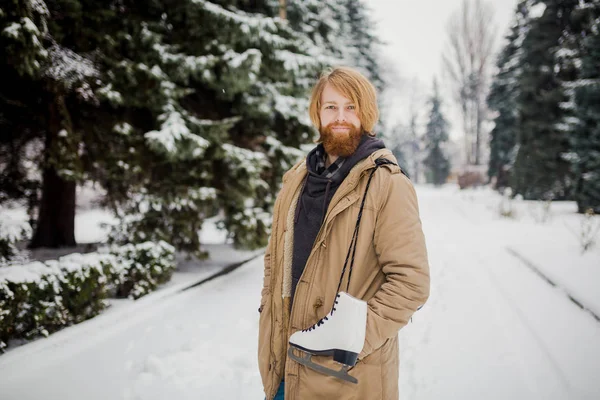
[268,165,308,400]
[268,189,285,400]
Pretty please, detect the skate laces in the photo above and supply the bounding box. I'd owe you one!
[302,294,340,332]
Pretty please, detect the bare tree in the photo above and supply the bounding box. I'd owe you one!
[443,0,497,166]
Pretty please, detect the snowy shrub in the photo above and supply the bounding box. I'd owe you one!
[101,241,176,299]
[0,255,112,351]
[0,263,71,348]
[529,199,553,223]
[0,239,15,265]
[457,169,486,189]
[0,217,32,265]
[0,264,50,347]
[45,253,113,324]
[223,207,271,250]
[107,189,217,260]
[0,241,175,351]
[579,208,600,253]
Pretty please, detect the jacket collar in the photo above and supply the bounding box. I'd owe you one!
[281,148,398,231]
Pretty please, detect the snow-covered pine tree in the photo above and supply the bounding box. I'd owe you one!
[423,80,451,186]
[487,1,531,190]
[0,0,105,248]
[104,0,335,254]
[511,0,579,200]
[286,0,342,58]
[337,0,384,93]
[285,0,384,91]
[0,2,46,205]
[567,2,600,213]
[386,122,409,176]
[0,0,320,254]
[407,110,422,182]
[384,108,422,181]
[1,0,387,256]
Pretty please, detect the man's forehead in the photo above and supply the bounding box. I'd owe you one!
[321,85,355,104]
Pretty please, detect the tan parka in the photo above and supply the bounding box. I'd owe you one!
[258,148,430,400]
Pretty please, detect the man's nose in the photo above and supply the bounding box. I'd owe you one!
[335,108,347,122]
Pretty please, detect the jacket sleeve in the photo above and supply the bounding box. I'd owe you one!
[359,172,430,359]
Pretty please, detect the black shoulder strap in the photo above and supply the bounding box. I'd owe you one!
[375,157,409,179]
[333,157,411,305]
[374,157,396,167]
[333,159,391,303]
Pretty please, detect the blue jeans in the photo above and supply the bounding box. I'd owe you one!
[265,381,284,400]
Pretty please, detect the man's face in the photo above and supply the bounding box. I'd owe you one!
[319,83,363,157]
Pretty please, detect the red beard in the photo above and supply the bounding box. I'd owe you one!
[319,122,363,157]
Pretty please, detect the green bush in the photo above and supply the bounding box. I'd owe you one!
[0,218,31,265]
[101,240,176,299]
[0,262,70,351]
[0,241,176,352]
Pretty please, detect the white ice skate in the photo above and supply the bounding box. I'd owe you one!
[288,291,367,384]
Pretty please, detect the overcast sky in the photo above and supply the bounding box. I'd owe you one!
[365,0,519,139]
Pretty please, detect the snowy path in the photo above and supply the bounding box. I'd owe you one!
[401,187,600,399]
[1,186,599,399]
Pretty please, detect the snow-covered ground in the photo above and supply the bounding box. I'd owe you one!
[400,185,600,400]
[0,184,599,399]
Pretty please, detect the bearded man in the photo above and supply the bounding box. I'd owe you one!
[258,66,430,400]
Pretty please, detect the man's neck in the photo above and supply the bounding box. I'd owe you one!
[325,153,339,169]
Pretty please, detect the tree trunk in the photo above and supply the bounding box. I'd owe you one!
[29,165,76,248]
[462,101,471,165]
[279,0,286,20]
[29,95,77,249]
[475,94,482,165]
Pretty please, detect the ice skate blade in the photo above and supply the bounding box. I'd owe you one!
[287,346,358,384]
[288,343,359,366]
